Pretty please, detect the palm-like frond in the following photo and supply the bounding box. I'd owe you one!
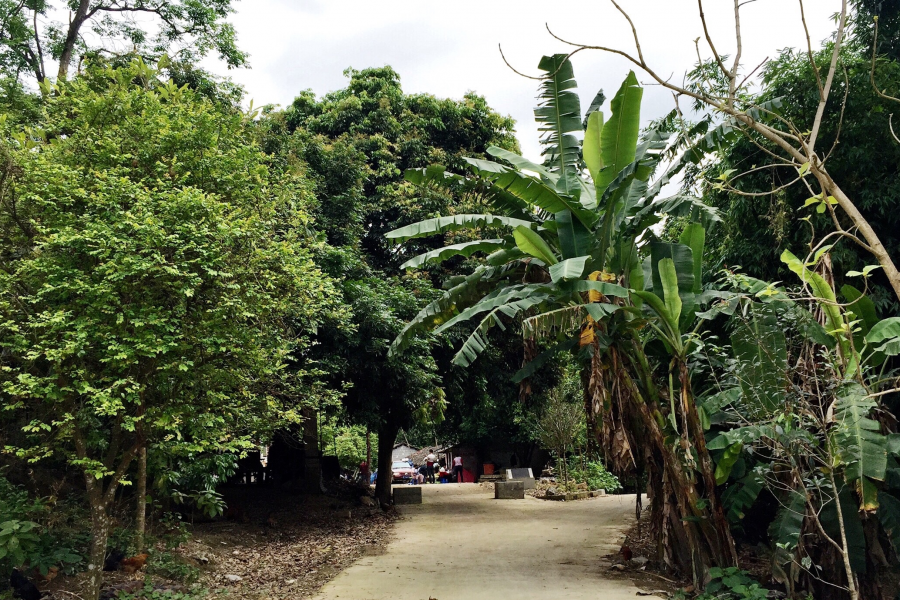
[535,54,582,194]
[452,294,552,367]
[404,165,534,220]
[399,239,509,269]
[462,157,597,228]
[388,263,522,356]
[386,214,535,243]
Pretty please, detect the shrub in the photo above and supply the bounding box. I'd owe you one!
[0,477,85,576]
[146,552,201,584]
[566,458,622,493]
[675,567,768,600]
[114,582,208,599]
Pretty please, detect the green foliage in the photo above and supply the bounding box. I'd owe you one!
[146,552,201,584]
[0,477,85,577]
[0,1,246,84]
[257,65,520,504]
[535,392,584,459]
[172,490,225,520]
[729,303,787,416]
[319,422,377,470]
[0,519,40,569]
[833,384,888,511]
[114,582,208,600]
[152,453,237,516]
[566,458,622,493]
[681,567,768,600]
[701,41,900,314]
[0,60,341,480]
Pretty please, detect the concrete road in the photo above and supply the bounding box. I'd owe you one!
[313,484,643,600]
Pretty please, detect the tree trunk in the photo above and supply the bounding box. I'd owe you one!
[815,170,900,304]
[134,444,147,552]
[374,421,399,507]
[85,498,111,600]
[365,428,372,476]
[56,0,91,81]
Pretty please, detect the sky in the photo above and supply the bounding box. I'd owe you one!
[201,0,839,162]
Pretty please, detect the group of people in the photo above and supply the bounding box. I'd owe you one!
[407,453,465,485]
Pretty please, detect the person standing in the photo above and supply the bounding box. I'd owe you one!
[358,460,369,486]
[426,452,437,484]
[452,455,463,483]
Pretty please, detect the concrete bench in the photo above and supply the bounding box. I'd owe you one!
[494,480,525,499]
[393,486,422,505]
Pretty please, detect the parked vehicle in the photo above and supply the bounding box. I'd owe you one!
[391,460,417,483]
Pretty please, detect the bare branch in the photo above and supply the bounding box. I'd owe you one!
[728,0,744,105]
[697,0,730,79]
[610,0,645,65]
[32,9,45,82]
[808,0,848,154]
[497,44,545,81]
[870,16,900,105]
[823,63,850,163]
[890,114,900,144]
[798,0,825,97]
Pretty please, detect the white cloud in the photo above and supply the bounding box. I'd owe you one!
[207,0,839,161]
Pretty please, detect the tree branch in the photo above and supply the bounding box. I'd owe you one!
[808,0,847,154]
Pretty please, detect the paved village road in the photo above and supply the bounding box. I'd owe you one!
[313,484,645,600]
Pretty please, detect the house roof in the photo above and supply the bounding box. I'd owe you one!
[408,445,448,465]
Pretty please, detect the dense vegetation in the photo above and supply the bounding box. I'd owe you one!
[1,1,900,600]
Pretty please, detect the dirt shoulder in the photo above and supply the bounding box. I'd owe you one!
[42,482,397,600]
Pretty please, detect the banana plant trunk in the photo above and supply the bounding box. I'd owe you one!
[587,341,737,584]
[678,361,738,566]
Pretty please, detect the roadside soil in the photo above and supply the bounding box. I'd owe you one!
[42,481,397,600]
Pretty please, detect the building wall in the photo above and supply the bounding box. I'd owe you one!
[391,445,418,462]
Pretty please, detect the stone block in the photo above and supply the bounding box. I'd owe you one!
[494,480,525,500]
[505,468,536,490]
[393,486,422,505]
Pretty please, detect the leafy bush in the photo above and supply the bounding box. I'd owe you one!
[146,551,201,584]
[114,582,208,599]
[0,477,43,522]
[676,567,768,600]
[0,519,41,568]
[157,514,191,550]
[0,477,85,576]
[153,453,236,518]
[566,458,622,493]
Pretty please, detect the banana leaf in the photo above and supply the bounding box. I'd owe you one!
[400,239,507,269]
[513,225,558,265]
[594,71,642,194]
[834,382,887,511]
[386,213,535,243]
[535,54,582,189]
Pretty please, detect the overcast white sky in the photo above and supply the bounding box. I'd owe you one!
[203,0,839,162]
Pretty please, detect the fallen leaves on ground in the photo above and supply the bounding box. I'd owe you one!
[43,482,398,600]
[185,483,398,599]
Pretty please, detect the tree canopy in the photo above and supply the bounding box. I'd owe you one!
[0,0,245,84]
[0,60,339,599]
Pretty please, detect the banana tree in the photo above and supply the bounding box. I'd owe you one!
[386,54,731,579]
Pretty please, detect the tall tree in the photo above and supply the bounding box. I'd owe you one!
[258,66,519,505]
[0,60,338,600]
[699,11,900,314]
[0,0,246,84]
